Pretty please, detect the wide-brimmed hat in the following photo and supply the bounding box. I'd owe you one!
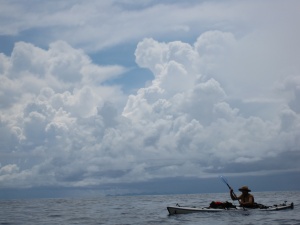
[239,186,251,192]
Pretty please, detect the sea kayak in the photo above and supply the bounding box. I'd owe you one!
[167,202,294,215]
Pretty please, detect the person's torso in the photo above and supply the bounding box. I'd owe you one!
[240,193,253,203]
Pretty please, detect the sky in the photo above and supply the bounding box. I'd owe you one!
[0,0,300,198]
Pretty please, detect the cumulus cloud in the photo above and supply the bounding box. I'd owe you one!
[3,27,299,190]
[125,32,300,175]
[0,40,129,187]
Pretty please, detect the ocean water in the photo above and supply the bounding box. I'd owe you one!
[0,191,299,225]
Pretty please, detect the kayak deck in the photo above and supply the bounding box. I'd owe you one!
[167,202,294,215]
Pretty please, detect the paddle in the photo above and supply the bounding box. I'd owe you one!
[219,175,245,210]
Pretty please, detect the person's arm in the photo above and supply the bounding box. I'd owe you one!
[230,188,240,200]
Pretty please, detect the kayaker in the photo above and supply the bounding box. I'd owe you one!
[230,186,254,208]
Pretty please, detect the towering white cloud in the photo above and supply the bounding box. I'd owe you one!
[126,30,300,178]
[0,41,128,188]
[3,28,299,190]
